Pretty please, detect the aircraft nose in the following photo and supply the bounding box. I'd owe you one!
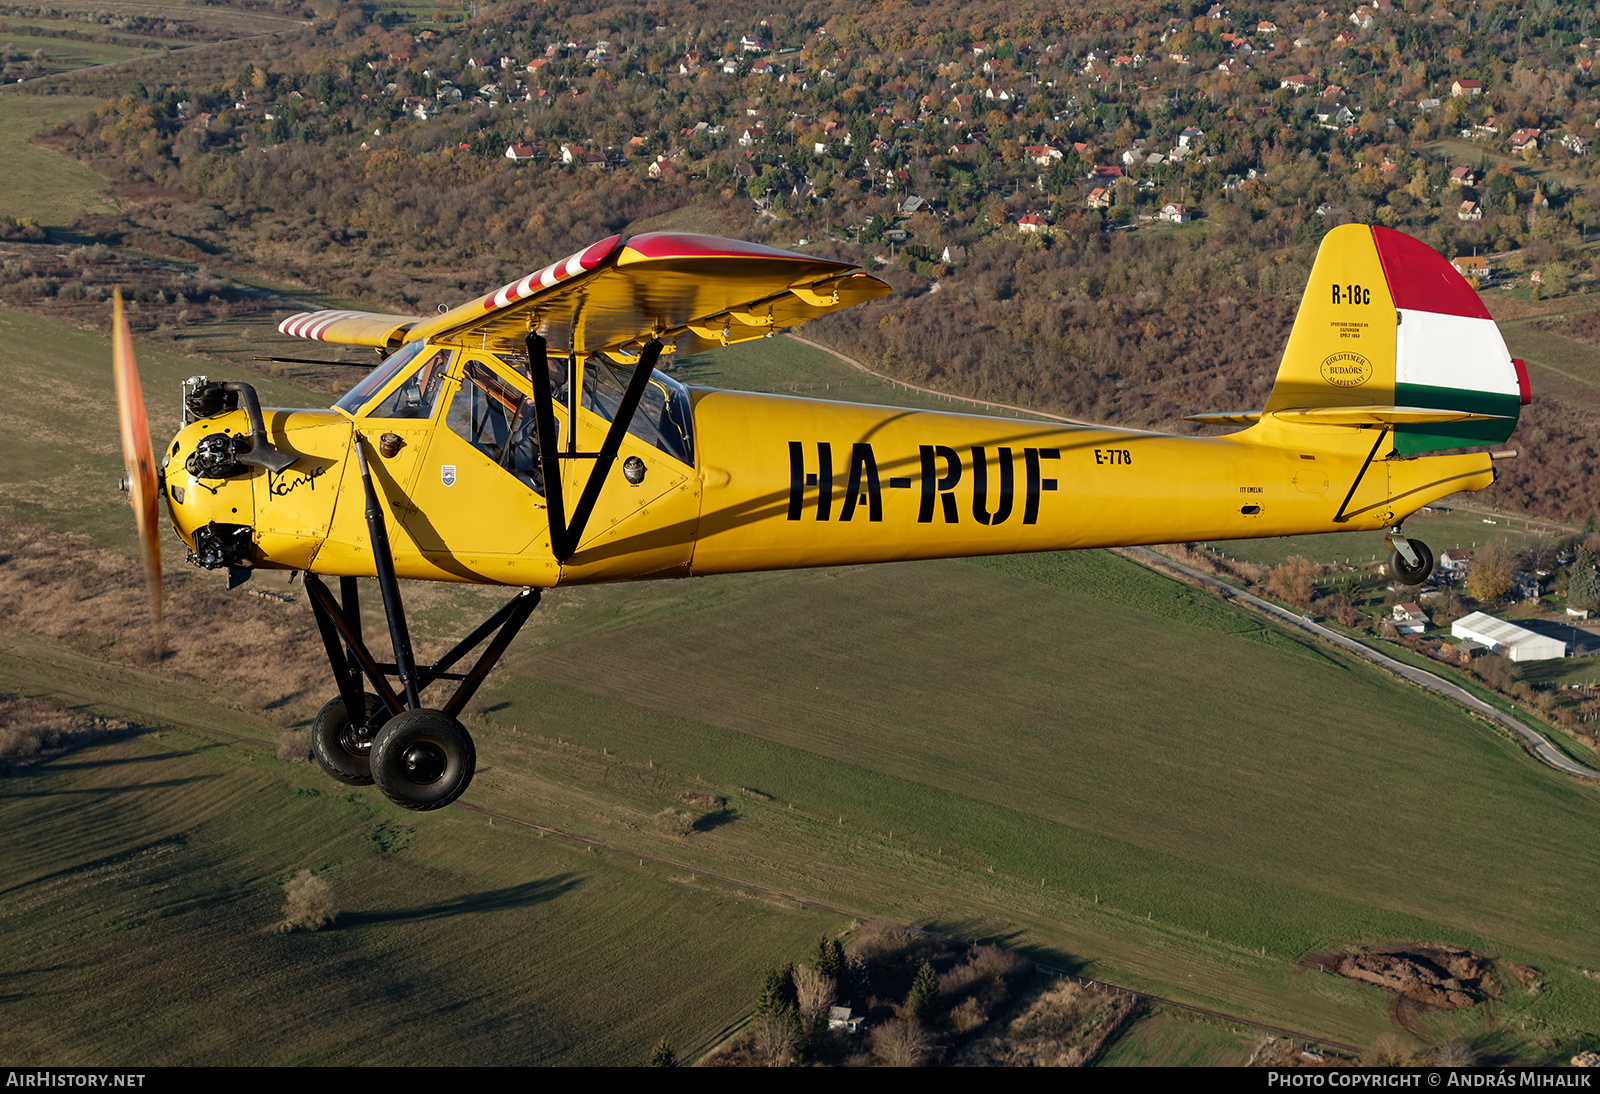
[164,422,256,563]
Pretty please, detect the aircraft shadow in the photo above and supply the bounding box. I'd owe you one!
[344,873,583,925]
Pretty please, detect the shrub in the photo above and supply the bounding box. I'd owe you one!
[276,732,309,762]
[280,869,338,932]
[652,808,694,836]
[871,1018,930,1066]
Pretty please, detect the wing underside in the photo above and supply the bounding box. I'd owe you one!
[278,233,891,359]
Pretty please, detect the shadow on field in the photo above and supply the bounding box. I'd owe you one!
[4,773,220,799]
[693,808,738,833]
[924,918,1089,976]
[345,874,583,925]
[0,961,86,1004]
[39,743,227,772]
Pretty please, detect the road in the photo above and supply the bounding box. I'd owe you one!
[1121,547,1600,782]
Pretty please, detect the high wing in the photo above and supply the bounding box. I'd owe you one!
[277,233,891,359]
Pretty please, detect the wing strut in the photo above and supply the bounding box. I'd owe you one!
[525,331,665,563]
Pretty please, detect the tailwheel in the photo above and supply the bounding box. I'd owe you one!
[1387,536,1435,587]
[370,709,476,811]
[310,693,387,786]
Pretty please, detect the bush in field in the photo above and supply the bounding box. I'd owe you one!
[653,808,694,836]
[276,732,309,762]
[646,1038,676,1067]
[1362,1033,1424,1067]
[1431,1040,1478,1067]
[280,870,338,932]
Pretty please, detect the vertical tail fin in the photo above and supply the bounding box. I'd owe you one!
[1261,225,1528,453]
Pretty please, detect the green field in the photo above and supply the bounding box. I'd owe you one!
[0,698,845,1065]
[4,307,1600,1063]
[1097,1010,1262,1066]
[1,31,161,70]
[0,94,114,225]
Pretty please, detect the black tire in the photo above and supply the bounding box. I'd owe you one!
[370,709,476,811]
[310,693,386,786]
[1389,538,1435,587]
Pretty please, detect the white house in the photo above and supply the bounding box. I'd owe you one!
[1393,603,1429,634]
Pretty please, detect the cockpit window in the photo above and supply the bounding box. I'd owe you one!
[447,359,547,493]
[333,340,428,415]
[580,355,695,465]
[368,349,452,419]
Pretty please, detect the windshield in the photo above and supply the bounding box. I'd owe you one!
[580,355,695,465]
[333,340,428,415]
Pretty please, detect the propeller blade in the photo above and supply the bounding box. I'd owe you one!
[112,289,163,652]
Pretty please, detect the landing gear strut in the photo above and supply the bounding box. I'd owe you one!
[1386,529,1435,587]
[303,441,541,810]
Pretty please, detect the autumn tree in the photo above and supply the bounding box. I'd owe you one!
[1465,541,1517,604]
[1267,555,1321,608]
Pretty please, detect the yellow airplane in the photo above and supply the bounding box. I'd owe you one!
[115,224,1528,810]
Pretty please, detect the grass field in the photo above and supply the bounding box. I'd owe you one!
[0,94,114,225]
[0,706,845,1065]
[4,308,1600,1063]
[1097,1009,1261,1066]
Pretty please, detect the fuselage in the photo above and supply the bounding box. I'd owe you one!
[162,364,1494,588]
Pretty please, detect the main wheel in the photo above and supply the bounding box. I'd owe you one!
[1388,538,1435,587]
[370,709,476,811]
[311,693,387,785]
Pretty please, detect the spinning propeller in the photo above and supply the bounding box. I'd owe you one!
[112,288,163,652]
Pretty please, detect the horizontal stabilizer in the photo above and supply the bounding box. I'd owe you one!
[1183,411,1262,426]
[1271,405,1515,426]
[1187,405,1514,428]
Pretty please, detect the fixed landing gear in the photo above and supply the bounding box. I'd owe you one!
[311,692,385,785]
[301,441,540,811]
[1386,530,1435,587]
[371,709,477,810]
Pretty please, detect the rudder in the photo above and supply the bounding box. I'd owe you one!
[1260,225,1528,453]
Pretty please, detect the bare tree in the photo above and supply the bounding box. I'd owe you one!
[872,1018,931,1067]
[751,1011,799,1066]
[280,870,339,932]
[792,964,836,1034]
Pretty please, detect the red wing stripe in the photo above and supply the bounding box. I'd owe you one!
[481,235,618,312]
